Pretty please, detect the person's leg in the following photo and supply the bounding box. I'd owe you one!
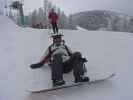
[63,52,89,83]
[51,54,63,80]
[55,23,58,33]
[52,23,56,34]
[51,54,65,86]
[63,60,73,73]
[71,52,84,78]
[72,52,89,82]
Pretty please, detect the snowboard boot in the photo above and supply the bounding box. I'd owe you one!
[75,76,90,83]
[53,79,65,87]
[30,62,43,69]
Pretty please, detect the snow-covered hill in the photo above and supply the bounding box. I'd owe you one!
[71,10,133,33]
[0,16,133,100]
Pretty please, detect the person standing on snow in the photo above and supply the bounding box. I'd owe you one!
[48,8,59,34]
[30,34,89,86]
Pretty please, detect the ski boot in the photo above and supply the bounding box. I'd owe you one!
[53,79,65,87]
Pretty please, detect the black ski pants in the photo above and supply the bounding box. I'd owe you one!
[51,22,58,34]
[51,52,85,81]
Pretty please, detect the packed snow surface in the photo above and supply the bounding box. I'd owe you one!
[0,16,133,100]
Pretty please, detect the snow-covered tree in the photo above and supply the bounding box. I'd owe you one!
[37,7,44,23]
[30,10,38,24]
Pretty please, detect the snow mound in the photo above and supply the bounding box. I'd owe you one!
[0,15,19,31]
[1,15,133,100]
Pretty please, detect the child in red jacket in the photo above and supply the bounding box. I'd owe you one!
[48,8,59,34]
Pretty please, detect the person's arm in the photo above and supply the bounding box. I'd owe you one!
[30,47,50,69]
[40,47,50,64]
[64,45,73,56]
[67,46,73,55]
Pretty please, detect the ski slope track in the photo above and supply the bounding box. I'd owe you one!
[0,15,133,100]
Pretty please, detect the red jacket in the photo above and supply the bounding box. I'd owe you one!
[48,11,58,23]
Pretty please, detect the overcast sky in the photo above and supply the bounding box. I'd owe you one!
[24,0,133,16]
[0,0,133,16]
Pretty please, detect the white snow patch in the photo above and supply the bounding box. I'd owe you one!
[0,15,133,100]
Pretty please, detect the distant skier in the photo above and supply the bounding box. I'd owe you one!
[48,8,59,34]
[30,34,89,86]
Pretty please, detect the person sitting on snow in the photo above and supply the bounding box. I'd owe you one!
[30,34,89,86]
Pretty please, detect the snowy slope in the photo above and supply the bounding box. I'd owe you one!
[0,15,133,100]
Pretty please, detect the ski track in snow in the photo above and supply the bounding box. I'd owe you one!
[0,16,133,100]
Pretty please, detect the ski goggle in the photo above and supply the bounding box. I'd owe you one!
[53,37,62,42]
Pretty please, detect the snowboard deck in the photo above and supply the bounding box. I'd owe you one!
[27,73,115,93]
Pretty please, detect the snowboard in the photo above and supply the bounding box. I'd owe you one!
[27,73,115,93]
